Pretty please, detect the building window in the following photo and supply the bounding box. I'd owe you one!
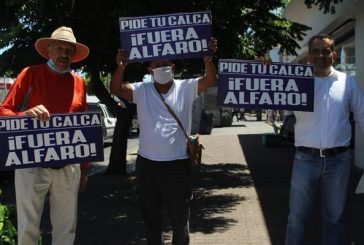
[334,39,356,76]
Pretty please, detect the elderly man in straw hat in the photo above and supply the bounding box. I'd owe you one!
[0,26,89,245]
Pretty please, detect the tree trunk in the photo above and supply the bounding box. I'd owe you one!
[105,101,135,174]
[106,113,128,174]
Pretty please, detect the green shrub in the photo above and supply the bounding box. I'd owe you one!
[0,188,42,245]
[0,192,17,245]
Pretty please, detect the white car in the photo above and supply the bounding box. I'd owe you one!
[87,102,117,140]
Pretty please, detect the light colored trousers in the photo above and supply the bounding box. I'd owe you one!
[15,165,81,245]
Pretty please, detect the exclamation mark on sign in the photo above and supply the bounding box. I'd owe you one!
[90,143,96,156]
[202,39,208,51]
[302,94,307,106]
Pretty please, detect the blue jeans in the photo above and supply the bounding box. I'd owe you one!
[285,150,351,245]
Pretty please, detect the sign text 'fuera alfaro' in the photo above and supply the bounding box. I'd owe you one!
[0,112,104,170]
[119,11,212,62]
[218,59,314,111]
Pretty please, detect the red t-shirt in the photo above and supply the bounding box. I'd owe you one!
[0,64,89,169]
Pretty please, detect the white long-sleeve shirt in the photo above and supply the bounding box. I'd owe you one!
[294,67,364,148]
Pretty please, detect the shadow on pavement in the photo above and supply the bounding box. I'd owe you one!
[74,174,145,245]
[76,161,255,243]
[76,163,255,244]
[191,163,253,234]
[239,134,364,245]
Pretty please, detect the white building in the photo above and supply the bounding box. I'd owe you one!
[282,0,364,168]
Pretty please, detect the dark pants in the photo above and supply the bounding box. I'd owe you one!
[136,155,193,245]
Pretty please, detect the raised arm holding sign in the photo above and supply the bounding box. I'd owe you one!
[112,13,217,242]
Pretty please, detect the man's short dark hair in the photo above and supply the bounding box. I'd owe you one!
[308,34,335,51]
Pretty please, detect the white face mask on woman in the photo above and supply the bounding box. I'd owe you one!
[152,66,173,84]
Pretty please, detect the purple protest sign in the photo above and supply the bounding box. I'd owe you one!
[217,59,314,112]
[0,112,104,170]
[119,11,212,63]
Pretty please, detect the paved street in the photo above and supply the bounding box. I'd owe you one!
[1,118,364,244]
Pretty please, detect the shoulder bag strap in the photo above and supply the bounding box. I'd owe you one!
[155,87,190,141]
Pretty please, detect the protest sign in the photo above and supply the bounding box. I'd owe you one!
[0,112,104,170]
[218,59,314,111]
[119,11,212,62]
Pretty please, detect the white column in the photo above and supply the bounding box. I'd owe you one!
[355,11,364,168]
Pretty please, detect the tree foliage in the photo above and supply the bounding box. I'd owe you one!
[0,0,312,78]
[0,0,343,77]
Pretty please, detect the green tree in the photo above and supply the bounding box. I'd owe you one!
[0,0,340,173]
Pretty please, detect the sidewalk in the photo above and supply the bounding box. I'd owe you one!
[188,120,292,245]
[1,119,364,244]
[75,119,364,244]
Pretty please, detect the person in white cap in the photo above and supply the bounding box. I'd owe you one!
[0,26,90,245]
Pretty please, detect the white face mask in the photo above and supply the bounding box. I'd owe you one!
[152,66,173,84]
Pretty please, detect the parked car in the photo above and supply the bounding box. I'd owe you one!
[87,102,116,140]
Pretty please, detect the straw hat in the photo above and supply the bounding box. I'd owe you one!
[35,26,89,63]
